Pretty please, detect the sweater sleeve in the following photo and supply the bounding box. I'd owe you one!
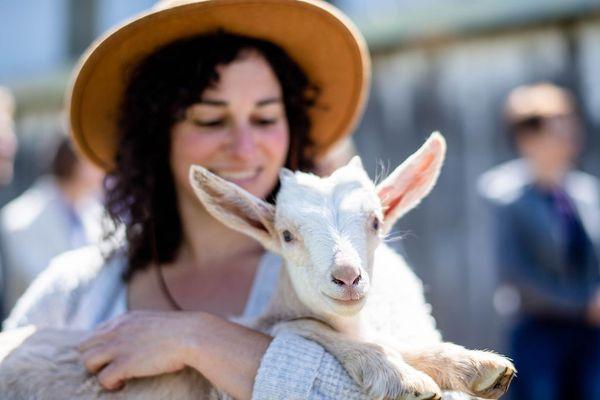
[252,331,369,400]
[3,259,72,330]
[2,246,106,330]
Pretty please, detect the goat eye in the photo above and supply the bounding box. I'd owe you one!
[372,217,380,231]
[282,230,294,243]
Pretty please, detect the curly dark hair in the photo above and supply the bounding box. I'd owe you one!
[104,31,319,280]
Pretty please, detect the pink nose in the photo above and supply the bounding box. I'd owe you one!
[331,265,361,287]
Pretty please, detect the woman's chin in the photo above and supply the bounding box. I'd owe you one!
[231,179,278,200]
[208,167,270,196]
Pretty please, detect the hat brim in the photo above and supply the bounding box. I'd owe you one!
[68,0,370,171]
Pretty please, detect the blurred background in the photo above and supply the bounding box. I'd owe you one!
[1,1,600,398]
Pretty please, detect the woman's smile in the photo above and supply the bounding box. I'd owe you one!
[209,166,264,186]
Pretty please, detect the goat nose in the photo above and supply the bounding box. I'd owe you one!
[331,266,361,287]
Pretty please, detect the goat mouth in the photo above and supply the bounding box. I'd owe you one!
[322,293,365,307]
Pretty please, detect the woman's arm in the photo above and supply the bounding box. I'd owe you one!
[80,244,452,399]
[80,310,370,399]
[2,249,89,330]
[79,311,270,399]
[253,330,369,399]
[3,246,121,330]
[185,312,272,399]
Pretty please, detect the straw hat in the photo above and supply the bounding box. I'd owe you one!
[68,0,371,171]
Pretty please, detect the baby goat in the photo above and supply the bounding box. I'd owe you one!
[191,132,514,400]
[0,133,514,399]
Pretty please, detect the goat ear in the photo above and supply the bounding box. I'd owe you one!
[189,165,279,252]
[376,132,446,234]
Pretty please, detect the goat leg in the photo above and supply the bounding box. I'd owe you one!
[398,342,515,399]
[272,319,442,400]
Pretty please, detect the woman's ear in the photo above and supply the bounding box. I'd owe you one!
[376,132,446,234]
[189,165,280,252]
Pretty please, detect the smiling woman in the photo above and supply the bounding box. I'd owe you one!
[170,50,290,202]
[108,32,320,284]
[2,1,376,399]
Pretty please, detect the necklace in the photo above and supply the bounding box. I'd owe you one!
[148,214,184,311]
[155,263,184,311]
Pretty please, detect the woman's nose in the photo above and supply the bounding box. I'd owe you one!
[229,125,257,158]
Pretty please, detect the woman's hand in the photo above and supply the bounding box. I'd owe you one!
[78,310,204,390]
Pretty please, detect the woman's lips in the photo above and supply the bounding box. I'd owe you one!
[211,167,262,184]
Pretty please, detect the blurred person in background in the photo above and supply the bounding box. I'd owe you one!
[0,88,17,201]
[0,87,17,322]
[0,132,104,316]
[479,83,600,399]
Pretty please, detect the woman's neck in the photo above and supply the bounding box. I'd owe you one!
[175,193,264,272]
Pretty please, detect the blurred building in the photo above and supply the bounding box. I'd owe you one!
[1,0,600,373]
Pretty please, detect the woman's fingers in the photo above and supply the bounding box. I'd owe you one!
[78,317,123,352]
[97,361,128,391]
[78,333,106,352]
[81,346,114,374]
[75,311,196,388]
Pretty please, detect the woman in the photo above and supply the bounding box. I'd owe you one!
[5,0,373,399]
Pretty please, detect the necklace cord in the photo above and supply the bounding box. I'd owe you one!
[149,215,184,311]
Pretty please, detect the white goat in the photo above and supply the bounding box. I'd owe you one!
[0,133,514,399]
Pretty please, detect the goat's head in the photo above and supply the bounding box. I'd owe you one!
[189,132,446,319]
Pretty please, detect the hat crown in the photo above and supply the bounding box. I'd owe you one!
[153,0,205,11]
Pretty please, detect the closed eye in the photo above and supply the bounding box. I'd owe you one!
[192,119,225,128]
[253,118,278,127]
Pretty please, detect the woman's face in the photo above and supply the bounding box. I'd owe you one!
[170,50,290,203]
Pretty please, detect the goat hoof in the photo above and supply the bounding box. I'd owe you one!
[398,368,441,400]
[406,392,441,400]
[473,365,516,398]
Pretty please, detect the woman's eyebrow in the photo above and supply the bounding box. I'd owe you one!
[198,99,227,106]
[195,98,281,107]
[256,97,282,107]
